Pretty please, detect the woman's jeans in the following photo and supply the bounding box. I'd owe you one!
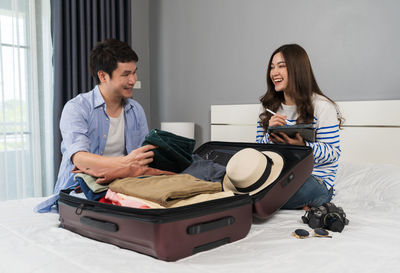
[281,175,333,209]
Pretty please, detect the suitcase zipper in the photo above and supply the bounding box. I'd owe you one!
[59,190,251,224]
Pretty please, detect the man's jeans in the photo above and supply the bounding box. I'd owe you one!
[282,175,333,209]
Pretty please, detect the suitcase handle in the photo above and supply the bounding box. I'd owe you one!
[80,216,119,232]
[187,216,235,235]
[193,237,230,254]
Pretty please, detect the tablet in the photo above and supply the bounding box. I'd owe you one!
[267,124,315,142]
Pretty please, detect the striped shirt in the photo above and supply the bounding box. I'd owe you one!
[256,94,341,191]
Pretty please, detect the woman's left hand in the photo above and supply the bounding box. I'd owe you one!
[269,132,305,146]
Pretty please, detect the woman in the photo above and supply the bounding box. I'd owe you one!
[256,44,343,209]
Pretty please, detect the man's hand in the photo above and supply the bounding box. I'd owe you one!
[269,132,305,146]
[123,144,156,166]
[72,144,157,172]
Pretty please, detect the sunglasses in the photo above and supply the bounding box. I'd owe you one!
[292,228,332,239]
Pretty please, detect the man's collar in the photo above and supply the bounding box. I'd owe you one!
[93,85,134,111]
[123,98,135,111]
[93,85,106,108]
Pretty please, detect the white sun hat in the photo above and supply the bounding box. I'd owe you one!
[223,148,284,195]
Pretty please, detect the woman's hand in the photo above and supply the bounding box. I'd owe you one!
[269,114,287,126]
[269,132,305,146]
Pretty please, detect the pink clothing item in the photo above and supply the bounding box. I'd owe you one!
[105,189,151,209]
[116,192,165,209]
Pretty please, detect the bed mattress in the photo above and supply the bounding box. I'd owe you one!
[1,162,400,273]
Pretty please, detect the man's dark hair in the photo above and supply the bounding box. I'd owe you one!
[89,39,138,84]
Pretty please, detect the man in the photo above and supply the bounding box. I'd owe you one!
[36,39,155,212]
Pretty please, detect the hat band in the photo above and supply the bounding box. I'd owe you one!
[234,154,273,193]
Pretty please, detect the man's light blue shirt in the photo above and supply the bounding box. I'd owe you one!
[35,85,149,212]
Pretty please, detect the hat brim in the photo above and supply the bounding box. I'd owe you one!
[223,151,284,195]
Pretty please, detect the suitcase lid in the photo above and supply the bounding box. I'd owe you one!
[194,141,314,218]
[194,141,312,172]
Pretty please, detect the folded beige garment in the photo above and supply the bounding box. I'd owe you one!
[109,174,222,207]
[168,191,234,208]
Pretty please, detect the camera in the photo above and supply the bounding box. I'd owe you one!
[302,202,349,232]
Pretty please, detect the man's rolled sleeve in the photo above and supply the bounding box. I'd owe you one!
[60,101,91,165]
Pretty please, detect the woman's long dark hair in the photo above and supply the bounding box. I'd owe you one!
[259,44,342,132]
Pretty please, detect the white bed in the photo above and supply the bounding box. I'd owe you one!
[1,100,400,273]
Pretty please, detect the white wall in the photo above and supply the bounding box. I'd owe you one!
[131,0,151,124]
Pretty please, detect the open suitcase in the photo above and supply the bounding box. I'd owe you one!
[58,141,313,261]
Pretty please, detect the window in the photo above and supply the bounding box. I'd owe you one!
[0,0,52,200]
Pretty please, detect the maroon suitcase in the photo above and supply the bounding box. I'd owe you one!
[59,190,252,261]
[58,141,313,261]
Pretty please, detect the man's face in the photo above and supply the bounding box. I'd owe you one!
[102,61,137,99]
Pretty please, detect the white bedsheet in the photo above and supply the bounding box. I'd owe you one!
[1,163,400,273]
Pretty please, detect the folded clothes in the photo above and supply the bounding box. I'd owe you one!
[109,174,222,207]
[103,189,234,209]
[75,176,107,201]
[182,154,226,182]
[74,173,108,193]
[169,191,234,208]
[104,189,153,209]
[72,164,175,185]
[142,129,195,173]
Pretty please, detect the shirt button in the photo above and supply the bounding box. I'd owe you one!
[103,134,107,138]
[106,118,109,121]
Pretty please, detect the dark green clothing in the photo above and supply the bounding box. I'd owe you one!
[142,129,195,172]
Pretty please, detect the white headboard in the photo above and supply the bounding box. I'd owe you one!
[211,100,400,165]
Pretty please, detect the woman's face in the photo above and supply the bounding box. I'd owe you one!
[270,52,288,92]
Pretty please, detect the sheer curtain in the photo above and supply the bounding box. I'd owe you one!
[0,0,53,201]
